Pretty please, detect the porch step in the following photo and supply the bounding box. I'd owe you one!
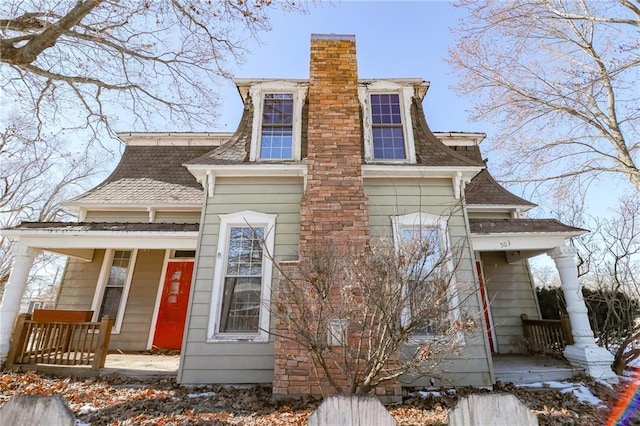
[493,354,584,385]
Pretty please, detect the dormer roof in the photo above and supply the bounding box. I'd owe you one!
[186,79,483,169]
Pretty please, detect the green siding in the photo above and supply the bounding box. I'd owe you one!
[56,248,166,352]
[180,176,492,387]
[179,176,304,384]
[56,250,105,310]
[85,210,200,223]
[111,249,164,351]
[365,178,492,387]
[481,251,540,354]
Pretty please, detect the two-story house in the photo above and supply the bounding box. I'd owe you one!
[0,34,617,394]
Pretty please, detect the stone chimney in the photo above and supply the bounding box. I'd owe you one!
[299,34,369,251]
[273,35,395,398]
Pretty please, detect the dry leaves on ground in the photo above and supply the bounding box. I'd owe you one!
[0,371,629,425]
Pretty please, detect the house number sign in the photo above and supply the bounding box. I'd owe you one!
[499,240,511,248]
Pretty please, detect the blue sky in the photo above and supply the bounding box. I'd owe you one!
[207,1,625,219]
[212,1,475,135]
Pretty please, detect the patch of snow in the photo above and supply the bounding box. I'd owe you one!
[77,404,98,415]
[410,389,456,398]
[517,381,605,408]
[75,420,91,426]
[187,391,217,398]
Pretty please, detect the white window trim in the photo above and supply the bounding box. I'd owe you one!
[90,248,138,334]
[391,212,463,344]
[249,81,307,162]
[207,210,277,342]
[358,81,416,164]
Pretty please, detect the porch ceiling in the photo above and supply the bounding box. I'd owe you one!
[1,222,199,259]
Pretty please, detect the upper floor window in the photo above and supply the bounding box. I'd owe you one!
[248,81,306,162]
[358,82,416,163]
[260,94,294,159]
[370,94,406,160]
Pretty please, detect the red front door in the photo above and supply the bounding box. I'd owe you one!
[153,261,194,350]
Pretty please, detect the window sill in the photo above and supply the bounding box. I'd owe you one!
[207,334,269,343]
[406,331,466,346]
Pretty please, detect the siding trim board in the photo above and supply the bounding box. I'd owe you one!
[147,249,171,350]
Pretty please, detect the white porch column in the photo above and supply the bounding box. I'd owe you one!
[0,243,40,362]
[548,245,618,383]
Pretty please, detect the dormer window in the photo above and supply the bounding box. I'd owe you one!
[260,94,294,159]
[359,82,417,164]
[248,81,307,162]
[371,94,406,160]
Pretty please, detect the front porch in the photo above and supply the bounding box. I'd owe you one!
[0,222,201,363]
[5,353,180,380]
[493,354,584,384]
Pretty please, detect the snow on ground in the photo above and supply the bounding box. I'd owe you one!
[517,381,606,407]
[186,391,217,398]
[410,389,457,397]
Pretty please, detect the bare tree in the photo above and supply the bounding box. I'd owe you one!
[576,195,640,374]
[1,0,306,141]
[1,0,306,295]
[450,0,640,193]
[269,235,477,394]
[0,113,99,294]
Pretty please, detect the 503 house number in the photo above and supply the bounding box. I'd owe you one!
[499,240,511,248]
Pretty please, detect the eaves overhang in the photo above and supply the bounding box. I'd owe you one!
[62,202,203,211]
[185,163,308,197]
[466,204,537,213]
[361,164,481,180]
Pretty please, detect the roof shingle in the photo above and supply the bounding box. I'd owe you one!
[469,218,586,234]
[69,145,213,205]
[7,222,200,232]
[465,169,536,207]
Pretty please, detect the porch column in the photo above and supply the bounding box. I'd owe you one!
[0,243,40,362]
[548,245,618,383]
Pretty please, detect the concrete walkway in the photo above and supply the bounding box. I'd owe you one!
[102,354,179,378]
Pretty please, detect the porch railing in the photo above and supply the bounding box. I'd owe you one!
[521,313,574,355]
[5,311,113,371]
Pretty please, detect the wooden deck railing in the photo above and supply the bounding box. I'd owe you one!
[521,314,574,355]
[5,312,113,371]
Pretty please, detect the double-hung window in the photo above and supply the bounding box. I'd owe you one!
[358,82,416,163]
[370,93,406,160]
[209,211,276,342]
[220,227,264,332]
[248,81,306,162]
[391,212,460,340]
[260,93,294,160]
[92,249,137,333]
